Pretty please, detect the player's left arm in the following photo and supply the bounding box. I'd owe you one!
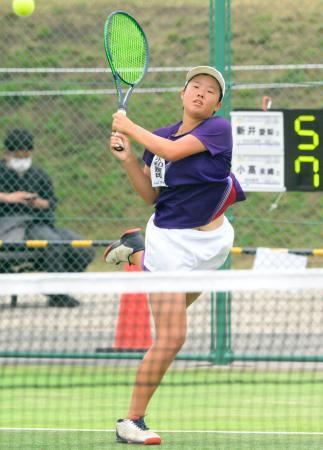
[112,113,205,162]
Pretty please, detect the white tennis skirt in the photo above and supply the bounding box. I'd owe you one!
[143,214,234,272]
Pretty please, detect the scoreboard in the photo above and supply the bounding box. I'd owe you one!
[284,110,322,191]
[231,109,322,192]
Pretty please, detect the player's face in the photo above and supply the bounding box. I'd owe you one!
[182,74,222,119]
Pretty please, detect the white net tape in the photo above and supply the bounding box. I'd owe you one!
[1,269,323,295]
[1,269,323,359]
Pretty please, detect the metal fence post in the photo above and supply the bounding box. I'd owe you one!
[209,0,233,365]
[209,0,232,118]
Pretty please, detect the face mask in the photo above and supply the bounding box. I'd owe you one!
[7,157,32,174]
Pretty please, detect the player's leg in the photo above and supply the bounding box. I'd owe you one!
[116,292,187,445]
[128,250,144,267]
[129,292,187,416]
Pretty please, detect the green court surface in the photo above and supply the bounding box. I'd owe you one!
[1,364,323,449]
[1,430,323,449]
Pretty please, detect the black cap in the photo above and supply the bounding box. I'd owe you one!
[4,129,34,151]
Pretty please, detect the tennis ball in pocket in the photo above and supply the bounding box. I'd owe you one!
[12,0,35,17]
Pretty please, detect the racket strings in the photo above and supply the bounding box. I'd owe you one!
[107,14,148,85]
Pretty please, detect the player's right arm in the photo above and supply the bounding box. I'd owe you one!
[109,132,159,205]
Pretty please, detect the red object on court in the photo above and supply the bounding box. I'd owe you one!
[113,263,152,351]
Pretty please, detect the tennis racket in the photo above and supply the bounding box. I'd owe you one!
[104,10,149,150]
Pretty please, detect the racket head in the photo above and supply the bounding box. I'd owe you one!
[104,10,149,86]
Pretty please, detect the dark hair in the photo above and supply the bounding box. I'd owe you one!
[4,129,34,151]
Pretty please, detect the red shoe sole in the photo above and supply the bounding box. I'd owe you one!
[144,437,161,445]
[122,227,142,236]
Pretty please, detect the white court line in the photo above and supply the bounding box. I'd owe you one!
[0,428,323,436]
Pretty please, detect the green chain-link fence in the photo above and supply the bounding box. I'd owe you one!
[0,0,322,274]
[229,0,322,268]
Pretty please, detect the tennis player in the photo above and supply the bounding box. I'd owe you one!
[104,66,246,445]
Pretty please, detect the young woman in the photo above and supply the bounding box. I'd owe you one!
[104,66,246,445]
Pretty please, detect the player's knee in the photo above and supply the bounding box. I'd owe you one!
[172,333,186,352]
[158,331,186,353]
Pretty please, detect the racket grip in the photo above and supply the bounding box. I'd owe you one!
[113,109,127,151]
[114,144,124,151]
[113,137,124,152]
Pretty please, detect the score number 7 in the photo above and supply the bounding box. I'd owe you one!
[294,115,320,188]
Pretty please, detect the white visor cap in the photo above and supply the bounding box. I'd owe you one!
[185,66,225,101]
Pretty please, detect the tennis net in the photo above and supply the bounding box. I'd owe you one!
[1,268,323,449]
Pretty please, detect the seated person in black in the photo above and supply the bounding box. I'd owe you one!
[0,129,95,307]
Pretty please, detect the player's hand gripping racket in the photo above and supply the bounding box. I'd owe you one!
[104,10,149,151]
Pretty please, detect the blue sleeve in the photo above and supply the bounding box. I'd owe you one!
[190,117,233,157]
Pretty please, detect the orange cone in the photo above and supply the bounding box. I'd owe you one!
[113,263,152,351]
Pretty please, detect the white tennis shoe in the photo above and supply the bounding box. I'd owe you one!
[116,418,161,445]
[103,228,145,265]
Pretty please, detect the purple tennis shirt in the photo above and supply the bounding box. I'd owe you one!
[143,116,246,229]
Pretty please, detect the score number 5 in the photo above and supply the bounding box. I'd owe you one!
[294,115,320,188]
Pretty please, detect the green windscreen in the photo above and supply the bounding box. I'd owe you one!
[104,12,149,85]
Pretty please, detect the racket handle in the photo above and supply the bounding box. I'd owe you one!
[113,140,125,152]
[113,108,127,151]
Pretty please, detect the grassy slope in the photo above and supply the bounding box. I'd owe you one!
[0,0,322,263]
